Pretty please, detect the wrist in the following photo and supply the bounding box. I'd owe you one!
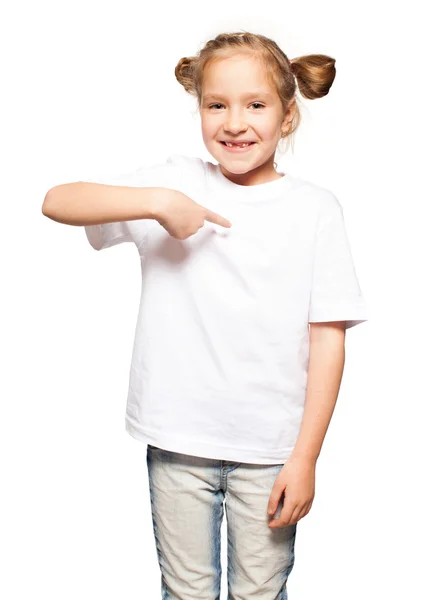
[142,187,166,221]
[290,452,318,466]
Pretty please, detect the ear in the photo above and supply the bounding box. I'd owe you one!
[281,98,296,130]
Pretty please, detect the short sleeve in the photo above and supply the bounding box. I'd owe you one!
[83,154,185,251]
[308,194,369,330]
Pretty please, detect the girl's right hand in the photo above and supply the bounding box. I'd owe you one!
[152,188,232,240]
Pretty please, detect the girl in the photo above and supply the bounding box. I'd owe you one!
[43,31,368,600]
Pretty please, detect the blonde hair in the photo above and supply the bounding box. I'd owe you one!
[174,31,336,156]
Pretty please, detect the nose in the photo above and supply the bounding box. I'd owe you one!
[223,108,248,135]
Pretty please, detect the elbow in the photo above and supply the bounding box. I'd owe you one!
[41,183,88,225]
[42,186,73,223]
[41,188,57,218]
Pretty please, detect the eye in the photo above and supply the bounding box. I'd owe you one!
[208,103,265,110]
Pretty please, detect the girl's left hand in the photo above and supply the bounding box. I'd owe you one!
[267,456,316,528]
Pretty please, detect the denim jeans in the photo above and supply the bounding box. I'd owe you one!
[146,444,297,600]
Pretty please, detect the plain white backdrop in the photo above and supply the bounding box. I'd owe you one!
[2,1,432,598]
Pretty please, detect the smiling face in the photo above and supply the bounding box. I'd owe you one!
[199,53,295,186]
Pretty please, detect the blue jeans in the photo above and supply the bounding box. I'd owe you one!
[146,444,297,599]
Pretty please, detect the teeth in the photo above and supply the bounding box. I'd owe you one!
[225,142,251,147]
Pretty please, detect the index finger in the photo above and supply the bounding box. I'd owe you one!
[204,207,232,228]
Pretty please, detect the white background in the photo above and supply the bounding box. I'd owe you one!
[2,1,432,598]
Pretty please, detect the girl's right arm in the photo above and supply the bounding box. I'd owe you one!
[41,183,163,226]
[42,184,232,240]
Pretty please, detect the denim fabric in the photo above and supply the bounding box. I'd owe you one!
[146,444,297,599]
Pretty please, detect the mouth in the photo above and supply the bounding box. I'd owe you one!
[219,141,256,152]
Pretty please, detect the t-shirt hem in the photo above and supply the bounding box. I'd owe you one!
[125,417,292,465]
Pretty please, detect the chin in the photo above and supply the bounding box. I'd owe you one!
[220,162,252,174]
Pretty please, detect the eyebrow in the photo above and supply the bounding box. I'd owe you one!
[202,91,274,102]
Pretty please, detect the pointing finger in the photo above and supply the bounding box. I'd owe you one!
[204,208,232,228]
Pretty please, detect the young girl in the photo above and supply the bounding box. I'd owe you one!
[43,31,368,600]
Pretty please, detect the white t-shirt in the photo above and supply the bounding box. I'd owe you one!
[84,154,369,464]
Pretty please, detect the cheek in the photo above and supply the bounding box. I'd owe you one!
[261,129,282,143]
[200,121,214,138]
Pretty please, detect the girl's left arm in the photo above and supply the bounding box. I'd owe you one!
[267,322,346,527]
[291,321,346,464]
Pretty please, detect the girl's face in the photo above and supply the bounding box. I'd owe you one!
[199,54,294,186]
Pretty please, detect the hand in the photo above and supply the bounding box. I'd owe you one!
[152,188,232,240]
[267,456,316,528]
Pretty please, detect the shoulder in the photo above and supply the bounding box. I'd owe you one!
[122,153,206,190]
[289,177,343,224]
[165,153,207,172]
[295,177,341,209]
[165,153,207,179]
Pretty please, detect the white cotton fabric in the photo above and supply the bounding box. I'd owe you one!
[84,154,369,464]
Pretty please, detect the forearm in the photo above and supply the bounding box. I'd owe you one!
[291,325,346,464]
[42,183,163,226]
